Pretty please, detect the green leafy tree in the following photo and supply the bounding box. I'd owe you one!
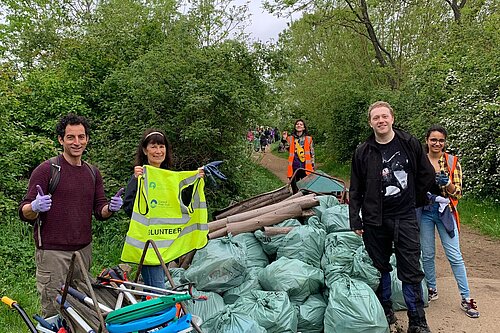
[184,0,251,46]
[398,7,500,198]
[94,38,267,183]
[0,64,57,214]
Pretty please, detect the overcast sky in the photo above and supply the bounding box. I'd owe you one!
[240,1,295,42]
[0,1,295,43]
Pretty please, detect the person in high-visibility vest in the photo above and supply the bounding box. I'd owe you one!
[287,119,315,181]
[418,125,479,318]
[122,129,205,289]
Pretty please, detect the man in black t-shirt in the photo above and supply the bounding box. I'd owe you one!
[349,101,435,333]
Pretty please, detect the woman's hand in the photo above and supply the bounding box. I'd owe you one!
[134,166,144,178]
[198,167,205,178]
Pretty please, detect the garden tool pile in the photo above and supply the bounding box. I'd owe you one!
[30,266,199,333]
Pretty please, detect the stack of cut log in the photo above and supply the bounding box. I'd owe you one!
[208,192,320,239]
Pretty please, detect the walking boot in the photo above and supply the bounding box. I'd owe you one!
[385,307,397,325]
[407,310,432,333]
[407,324,431,333]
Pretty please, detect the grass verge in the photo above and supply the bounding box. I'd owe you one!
[0,217,39,333]
[460,197,500,239]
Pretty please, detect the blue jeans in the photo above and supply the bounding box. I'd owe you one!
[419,203,470,299]
[141,265,166,289]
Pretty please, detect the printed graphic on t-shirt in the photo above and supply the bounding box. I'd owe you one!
[381,148,409,198]
[377,137,415,217]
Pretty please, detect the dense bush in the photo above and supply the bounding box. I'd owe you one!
[397,12,500,198]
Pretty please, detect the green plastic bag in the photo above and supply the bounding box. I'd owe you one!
[185,237,247,292]
[254,218,301,256]
[351,246,381,290]
[259,257,324,304]
[311,195,340,218]
[306,215,324,230]
[322,234,379,291]
[324,275,389,333]
[202,307,266,333]
[321,231,364,272]
[185,287,226,323]
[232,233,269,268]
[231,290,298,333]
[389,254,429,310]
[297,294,327,333]
[276,225,326,268]
[168,267,187,286]
[223,267,262,304]
[321,204,350,233]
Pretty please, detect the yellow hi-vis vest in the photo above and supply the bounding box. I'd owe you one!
[121,166,208,265]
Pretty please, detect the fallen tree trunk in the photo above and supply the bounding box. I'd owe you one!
[301,209,316,218]
[282,191,304,202]
[208,227,228,239]
[208,194,317,232]
[225,204,304,236]
[213,185,292,220]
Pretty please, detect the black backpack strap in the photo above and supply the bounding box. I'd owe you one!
[48,156,61,195]
[47,156,97,195]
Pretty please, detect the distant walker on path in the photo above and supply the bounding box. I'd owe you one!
[286,119,315,182]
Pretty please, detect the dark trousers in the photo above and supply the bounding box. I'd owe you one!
[363,215,426,320]
[363,215,424,283]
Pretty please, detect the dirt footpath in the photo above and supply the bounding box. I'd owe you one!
[256,150,500,333]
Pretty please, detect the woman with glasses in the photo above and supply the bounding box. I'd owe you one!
[418,125,479,318]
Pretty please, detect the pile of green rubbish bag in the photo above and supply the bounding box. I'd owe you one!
[171,195,428,333]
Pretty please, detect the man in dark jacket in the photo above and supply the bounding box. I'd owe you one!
[349,101,434,333]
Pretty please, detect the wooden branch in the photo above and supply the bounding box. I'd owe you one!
[214,185,292,220]
[208,194,317,232]
[208,219,227,232]
[301,209,316,218]
[282,190,304,202]
[262,226,294,236]
[226,204,303,236]
[179,250,196,269]
[208,227,228,239]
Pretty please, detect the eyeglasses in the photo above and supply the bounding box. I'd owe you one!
[429,138,445,144]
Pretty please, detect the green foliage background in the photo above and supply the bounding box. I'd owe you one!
[271,0,499,199]
[0,0,499,331]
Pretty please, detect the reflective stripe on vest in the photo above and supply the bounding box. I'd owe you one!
[121,166,208,265]
[287,135,313,178]
[444,153,460,231]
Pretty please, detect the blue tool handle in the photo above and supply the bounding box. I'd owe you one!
[65,285,87,302]
[156,313,192,333]
[108,269,121,280]
[33,314,57,332]
[56,295,70,310]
